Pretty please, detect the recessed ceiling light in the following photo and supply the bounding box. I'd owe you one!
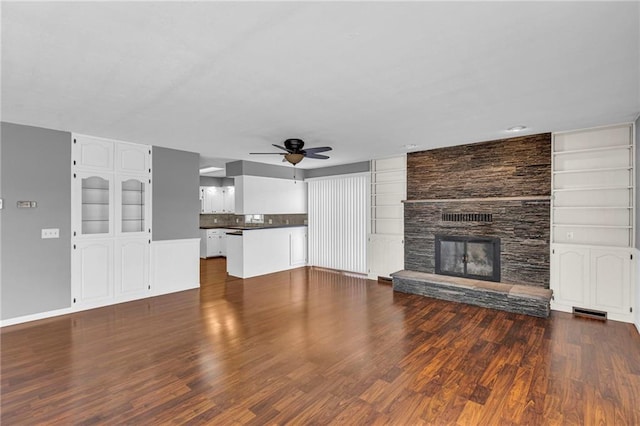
[403,144,418,150]
[199,166,224,174]
[506,125,527,132]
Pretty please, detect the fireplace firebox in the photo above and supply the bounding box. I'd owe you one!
[435,235,501,282]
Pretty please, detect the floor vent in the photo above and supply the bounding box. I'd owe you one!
[572,307,607,321]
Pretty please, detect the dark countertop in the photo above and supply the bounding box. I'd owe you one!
[200,224,307,231]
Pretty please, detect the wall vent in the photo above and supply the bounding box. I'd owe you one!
[572,306,607,321]
[441,213,493,223]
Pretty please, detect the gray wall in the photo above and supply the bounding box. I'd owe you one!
[200,176,222,186]
[304,161,370,179]
[153,147,200,240]
[1,122,72,320]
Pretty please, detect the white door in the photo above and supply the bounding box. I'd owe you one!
[219,232,227,256]
[551,246,590,307]
[590,249,631,315]
[72,239,114,308]
[115,238,150,301]
[73,135,114,171]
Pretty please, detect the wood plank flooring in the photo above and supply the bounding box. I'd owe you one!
[2,257,639,424]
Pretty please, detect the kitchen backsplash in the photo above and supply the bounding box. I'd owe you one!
[200,213,308,228]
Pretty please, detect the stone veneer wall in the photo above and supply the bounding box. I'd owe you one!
[405,133,551,288]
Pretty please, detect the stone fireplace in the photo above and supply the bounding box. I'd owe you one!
[392,133,553,317]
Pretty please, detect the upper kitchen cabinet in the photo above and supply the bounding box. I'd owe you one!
[235,176,307,214]
[200,186,235,214]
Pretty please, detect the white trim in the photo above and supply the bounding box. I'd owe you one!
[1,307,74,328]
[553,121,635,136]
[304,171,370,182]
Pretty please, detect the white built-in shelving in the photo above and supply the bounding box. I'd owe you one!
[551,123,636,323]
[368,156,406,279]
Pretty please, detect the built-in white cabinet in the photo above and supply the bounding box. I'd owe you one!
[115,238,150,301]
[200,186,235,213]
[72,239,114,309]
[551,123,635,323]
[551,245,633,321]
[72,134,151,309]
[368,156,406,279]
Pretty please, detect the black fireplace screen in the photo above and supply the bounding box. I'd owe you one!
[435,235,501,282]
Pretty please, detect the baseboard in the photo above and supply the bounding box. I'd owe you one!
[1,307,73,328]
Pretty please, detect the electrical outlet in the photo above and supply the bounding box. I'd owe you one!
[268,219,273,224]
[214,218,218,223]
[42,228,60,239]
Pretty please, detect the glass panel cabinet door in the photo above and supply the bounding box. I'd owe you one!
[119,176,148,234]
[78,174,113,236]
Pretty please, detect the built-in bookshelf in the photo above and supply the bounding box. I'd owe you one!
[552,124,634,247]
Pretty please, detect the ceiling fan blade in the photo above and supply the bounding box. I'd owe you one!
[304,153,330,160]
[303,146,332,154]
[272,144,291,152]
[249,152,285,155]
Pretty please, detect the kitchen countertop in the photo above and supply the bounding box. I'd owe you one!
[200,224,307,230]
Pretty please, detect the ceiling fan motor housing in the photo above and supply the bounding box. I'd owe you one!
[284,138,305,152]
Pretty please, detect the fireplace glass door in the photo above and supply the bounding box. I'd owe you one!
[435,236,500,282]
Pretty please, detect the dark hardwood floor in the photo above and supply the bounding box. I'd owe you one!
[2,258,639,424]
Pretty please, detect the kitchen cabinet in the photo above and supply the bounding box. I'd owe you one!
[200,186,235,213]
[72,134,152,310]
[200,229,228,258]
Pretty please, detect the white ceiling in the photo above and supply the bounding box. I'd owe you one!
[2,1,639,170]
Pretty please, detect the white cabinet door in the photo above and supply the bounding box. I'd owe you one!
[368,234,404,279]
[73,171,114,238]
[223,188,235,213]
[116,142,150,175]
[551,244,633,322]
[209,187,224,213]
[72,239,114,308]
[73,135,114,171]
[206,230,221,257]
[219,231,227,256]
[551,246,590,306]
[200,229,208,258]
[590,249,631,315]
[117,175,150,235]
[115,238,150,301]
[200,187,206,213]
[290,228,307,266]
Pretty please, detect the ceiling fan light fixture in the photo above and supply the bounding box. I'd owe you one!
[284,153,304,165]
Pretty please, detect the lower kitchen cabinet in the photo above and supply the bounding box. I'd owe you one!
[290,227,307,266]
[200,229,228,258]
[551,244,634,322]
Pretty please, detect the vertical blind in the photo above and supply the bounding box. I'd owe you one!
[308,174,369,274]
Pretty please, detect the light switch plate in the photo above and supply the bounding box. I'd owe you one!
[42,228,60,239]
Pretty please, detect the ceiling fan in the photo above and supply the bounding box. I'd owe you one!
[250,139,332,165]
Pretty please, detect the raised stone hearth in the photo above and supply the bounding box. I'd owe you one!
[392,270,552,317]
